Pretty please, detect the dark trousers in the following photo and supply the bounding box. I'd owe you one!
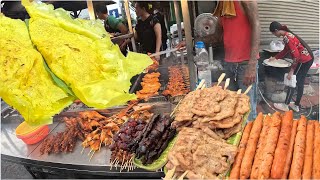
[224,61,258,121]
[285,59,313,106]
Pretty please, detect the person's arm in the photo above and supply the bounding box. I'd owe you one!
[117,23,129,50]
[241,1,260,86]
[154,23,162,54]
[242,1,260,64]
[117,23,129,35]
[107,16,127,35]
[274,45,289,59]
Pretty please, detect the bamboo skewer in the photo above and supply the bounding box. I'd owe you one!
[244,84,252,95]
[217,73,226,86]
[89,151,95,161]
[99,141,102,151]
[178,170,189,180]
[196,79,205,90]
[121,160,127,172]
[88,149,92,156]
[115,160,119,170]
[164,166,176,180]
[124,160,129,171]
[110,159,115,170]
[200,83,206,90]
[129,156,134,171]
[224,78,230,90]
[119,156,125,171]
[110,158,118,170]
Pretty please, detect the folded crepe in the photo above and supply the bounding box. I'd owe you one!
[0,14,74,125]
[22,1,152,108]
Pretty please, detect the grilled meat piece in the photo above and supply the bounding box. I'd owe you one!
[166,127,237,179]
[134,115,176,165]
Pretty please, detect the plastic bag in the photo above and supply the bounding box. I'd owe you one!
[270,40,284,51]
[284,73,297,88]
[0,15,74,125]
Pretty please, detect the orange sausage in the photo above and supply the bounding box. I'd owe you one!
[312,121,320,179]
[271,110,293,178]
[282,120,298,179]
[302,120,314,179]
[258,112,282,179]
[289,115,307,179]
[239,113,263,179]
[250,114,272,179]
[229,122,253,179]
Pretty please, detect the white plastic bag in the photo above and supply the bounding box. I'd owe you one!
[270,40,284,51]
[284,73,297,88]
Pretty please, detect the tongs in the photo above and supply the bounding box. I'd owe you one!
[149,48,179,57]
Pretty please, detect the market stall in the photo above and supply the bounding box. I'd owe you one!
[1,0,319,179]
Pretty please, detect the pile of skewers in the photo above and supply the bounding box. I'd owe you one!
[39,103,141,160]
[81,104,153,160]
[136,72,161,101]
[40,121,83,155]
[145,56,159,72]
[131,114,176,165]
[162,65,190,97]
[80,111,124,159]
[110,119,148,171]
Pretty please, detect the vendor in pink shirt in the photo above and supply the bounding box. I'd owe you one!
[269,21,314,112]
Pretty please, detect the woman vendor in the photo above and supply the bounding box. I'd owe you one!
[134,1,162,59]
[269,21,314,112]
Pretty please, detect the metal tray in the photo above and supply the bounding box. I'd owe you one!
[1,102,172,177]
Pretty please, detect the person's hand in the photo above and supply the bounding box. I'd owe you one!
[243,62,257,86]
[155,55,160,61]
[287,69,294,80]
[269,56,276,61]
[120,39,130,51]
[175,41,186,50]
[120,42,126,51]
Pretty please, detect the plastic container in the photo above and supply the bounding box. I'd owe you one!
[195,41,211,87]
[15,122,49,145]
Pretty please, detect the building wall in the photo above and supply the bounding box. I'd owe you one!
[258,0,319,50]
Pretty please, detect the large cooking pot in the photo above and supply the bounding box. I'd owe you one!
[263,59,291,81]
[262,58,292,103]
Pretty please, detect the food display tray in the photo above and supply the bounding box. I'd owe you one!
[1,102,173,178]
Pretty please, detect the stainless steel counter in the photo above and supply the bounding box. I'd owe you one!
[1,105,166,178]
